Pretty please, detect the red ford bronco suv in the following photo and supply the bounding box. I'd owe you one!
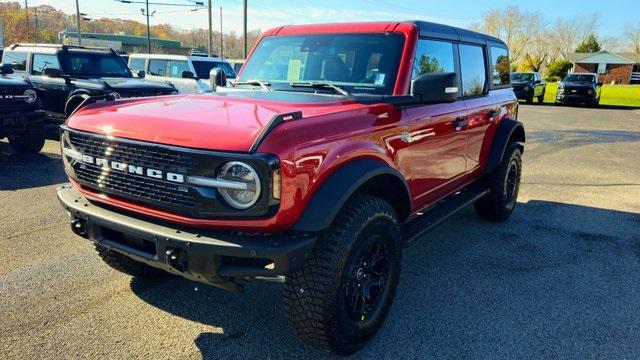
[57,21,524,355]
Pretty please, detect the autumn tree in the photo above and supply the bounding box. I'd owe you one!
[471,6,544,63]
[625,25,640,53]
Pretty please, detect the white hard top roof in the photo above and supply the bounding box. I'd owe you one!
[128,53,229,62]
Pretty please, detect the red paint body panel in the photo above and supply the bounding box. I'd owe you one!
[64,21,518,233]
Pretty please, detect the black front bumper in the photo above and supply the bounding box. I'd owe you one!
[57,185,317,291]
[556,92,596,104]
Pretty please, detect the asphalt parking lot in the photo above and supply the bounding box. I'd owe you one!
[1,105,639,359]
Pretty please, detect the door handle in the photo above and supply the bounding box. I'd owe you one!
[453,118,468,131]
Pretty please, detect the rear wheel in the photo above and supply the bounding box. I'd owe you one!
[284,194,402,355]
[95,244,166,278]
[9,121,45,154]
[474,143,522,222]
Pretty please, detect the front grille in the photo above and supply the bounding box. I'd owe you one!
[62,127,278,218]
[69,131,196,170]
[68,130,198,209]
[563,86,590,95]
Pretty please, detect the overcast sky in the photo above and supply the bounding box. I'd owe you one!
[16,0,638,38]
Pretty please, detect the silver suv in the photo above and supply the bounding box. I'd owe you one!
[128,54,237,94]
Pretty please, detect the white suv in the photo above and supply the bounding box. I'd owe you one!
[128,54,237,94]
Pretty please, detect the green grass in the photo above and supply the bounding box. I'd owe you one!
[542,82,640,107]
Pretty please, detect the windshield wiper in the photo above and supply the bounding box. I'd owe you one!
[235,79,271,91]
[289,81,351,96]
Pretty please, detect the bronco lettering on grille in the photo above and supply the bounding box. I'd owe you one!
[80,154,185,183]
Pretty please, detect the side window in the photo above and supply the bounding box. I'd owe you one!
[32,54,61,75]
[129,58,146,73]
[459,44,487,97]
[148,59,168,76]
[168,60,190,77]
[490,46,509,86]
[412,39,455,80]
[4,52,28,71]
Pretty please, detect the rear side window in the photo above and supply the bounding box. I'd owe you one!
[459,44,487,97]
[168,60,190,77]
[4,52,28,71]
[32,54,61,75]
[490,47,510,87]
[148,59,168,76]
[412,39,455,80]
[129,58,146,73]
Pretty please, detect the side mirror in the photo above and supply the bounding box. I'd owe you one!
[0,63,14,75]
[209,68,227,92]
[411,72,459,103]
[137,70,146,78]
[597,81,603,86]
[44,67,63,78]
[181,70,195,79]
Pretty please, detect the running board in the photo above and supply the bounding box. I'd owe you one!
[401,186,490,248]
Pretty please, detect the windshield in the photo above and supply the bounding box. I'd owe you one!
[510,73,534,82]
[62,51,132,77]
[239,33,405,95]
[192,60,237,79]
[564,74,596,83]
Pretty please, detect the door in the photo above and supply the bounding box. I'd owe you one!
[167,60,199,94]
[29,53,68,114]
[145,58,169,85]
[398,39,468,209]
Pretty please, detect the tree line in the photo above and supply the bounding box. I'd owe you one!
[0,2,261,59]
[472,6,640,80]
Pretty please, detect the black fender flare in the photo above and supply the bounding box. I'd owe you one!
[484,118,525,174]
[291,159,412,233]
[64,91,92,116]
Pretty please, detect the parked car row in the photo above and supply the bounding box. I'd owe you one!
[510,71,603,106]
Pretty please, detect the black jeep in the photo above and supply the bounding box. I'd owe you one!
[510,72,546,104]
[0,63,46,154]
[1,44,178,124]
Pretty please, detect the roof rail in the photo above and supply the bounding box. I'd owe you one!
[8,43,117,54]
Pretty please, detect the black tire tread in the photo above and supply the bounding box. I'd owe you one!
[9,121,45,154]
[474,143,522,222]
[283,194,401,355]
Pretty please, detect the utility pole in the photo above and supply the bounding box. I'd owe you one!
[24,0,29,42]
[145,0,151,53]
[219,6,223,58]
[207,0,212,56]
[75,0,82,45]
[243,0,247,58]
[33,7,38,43]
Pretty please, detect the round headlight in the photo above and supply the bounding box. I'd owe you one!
[23,89,37,103]
[217,161,261,209]
[587,89,594,94]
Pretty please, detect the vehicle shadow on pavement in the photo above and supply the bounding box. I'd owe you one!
[129,200,640,359]
[0,141,67,190]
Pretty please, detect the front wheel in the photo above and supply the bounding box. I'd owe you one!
[537,90,545,103]
[474,143,522,222]
[284,194,402,355]
[9,121,45,154]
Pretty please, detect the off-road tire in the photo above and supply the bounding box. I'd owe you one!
[537,90,545,103]
[526,93,534,104]
[283,194,402,355]
[95,244,166,278]
[474,143,522,222]
[9,121,45,154]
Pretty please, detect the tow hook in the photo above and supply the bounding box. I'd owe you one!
[71,219,88,238]
[166,248,187,272]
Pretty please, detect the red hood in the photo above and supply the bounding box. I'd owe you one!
[67,94,367,152]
